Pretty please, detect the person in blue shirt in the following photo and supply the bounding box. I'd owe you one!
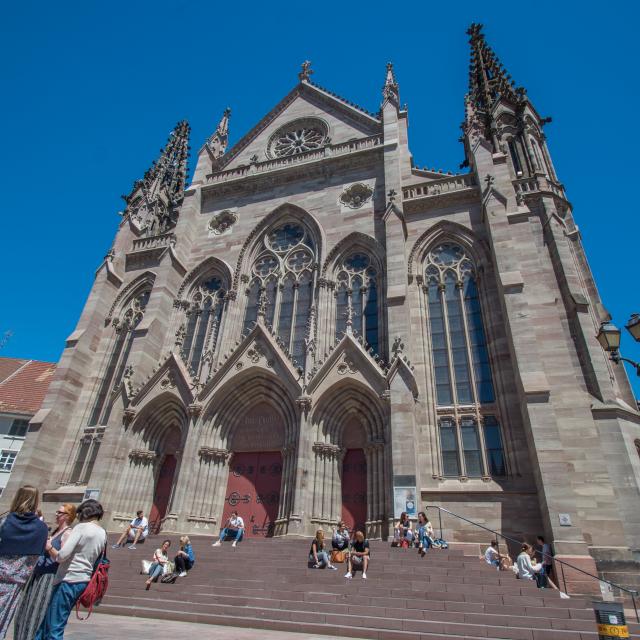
[174,536,195,577]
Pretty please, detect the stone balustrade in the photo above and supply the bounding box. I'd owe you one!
[131,232,176,252]
[205,135,383,185]
[402,173,477,201]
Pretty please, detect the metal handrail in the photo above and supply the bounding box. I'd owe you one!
[426,505,639,623]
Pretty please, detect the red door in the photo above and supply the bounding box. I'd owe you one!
[149,454,177,532]
[223,451,282,538]
[341,448,367,534]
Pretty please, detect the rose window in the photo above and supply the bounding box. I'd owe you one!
[274,128,324,157]
[268,118,328,159]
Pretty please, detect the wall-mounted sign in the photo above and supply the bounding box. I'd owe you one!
[558,513,572,526]
[393,487,417,518]
[83,488,101,501]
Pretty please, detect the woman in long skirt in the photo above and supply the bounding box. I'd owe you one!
[0,486,48,639]
[13,504,76,640]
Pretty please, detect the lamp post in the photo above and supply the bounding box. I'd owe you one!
[596,315,640,377]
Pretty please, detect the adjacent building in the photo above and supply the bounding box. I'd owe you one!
[0,358,56,495]
[3,25,639,589]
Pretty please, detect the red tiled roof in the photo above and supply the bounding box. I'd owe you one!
[0,357,28,384]
[0,358,56,416]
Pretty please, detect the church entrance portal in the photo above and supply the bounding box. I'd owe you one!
[223,402,285,538]
[223,451,282,537]
[149,454,177,532]
[341,448,367,534]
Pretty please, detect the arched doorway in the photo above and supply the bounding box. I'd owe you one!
[149,426,181,532]
[222,403,284,538]
[341,417,367,534]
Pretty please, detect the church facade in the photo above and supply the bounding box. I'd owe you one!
[4,25,640,585]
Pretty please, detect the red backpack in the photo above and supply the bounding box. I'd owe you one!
[76,545,110,620]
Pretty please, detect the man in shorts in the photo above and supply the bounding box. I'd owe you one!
[112,509,149,549]
[213,511,245,547]
[345,530,370,579]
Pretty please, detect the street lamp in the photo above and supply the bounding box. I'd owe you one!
[626,314,640,343]
[597,318,640,377]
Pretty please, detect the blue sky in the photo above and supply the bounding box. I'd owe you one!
[1,1,638,397]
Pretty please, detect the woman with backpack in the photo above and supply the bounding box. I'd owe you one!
[34,499,107,640]
[13,503,77,640]
[0,485,48,638]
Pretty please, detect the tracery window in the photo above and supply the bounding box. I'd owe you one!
[268,118,328,158]
[424,242,505,478]
[243,222,317,365]
[334,252,379,353]
[179,275,227,376]
[88,289,151,426]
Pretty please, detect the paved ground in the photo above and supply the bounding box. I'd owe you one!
[16,613,348,639]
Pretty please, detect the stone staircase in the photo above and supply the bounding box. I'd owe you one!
[98,535,638,640]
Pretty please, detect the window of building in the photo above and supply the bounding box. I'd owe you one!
[243,222,317,366]
[0,450,18,471]
[334,252,380,353]
[424,242,506,478]
[88,289,151,426]
[180,275,226,376]
[8,419,29,437]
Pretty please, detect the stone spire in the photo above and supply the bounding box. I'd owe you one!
[466,23,523,113]
[123,120,191,236]
[381,62,400,107]
[206,108,231,159]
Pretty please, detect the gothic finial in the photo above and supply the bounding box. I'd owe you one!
[122,120,190,236]
[382,62,400,106]
[299,60,313,82]
[206,108,231,159]
[466,23,522,113]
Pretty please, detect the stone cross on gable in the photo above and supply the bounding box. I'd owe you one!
[299,60,313,82]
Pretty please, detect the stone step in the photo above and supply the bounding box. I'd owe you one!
[97,599,596,640]
[101,589,599,633]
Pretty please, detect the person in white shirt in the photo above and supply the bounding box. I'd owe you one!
[483,540,512,571]
[516,543,542,581]
[145,539,171,590]
[34,499,107,640]
[212,511,245,547]
[112,509,149,549]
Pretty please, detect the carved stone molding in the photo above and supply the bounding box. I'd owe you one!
[208,209,238,236]
[296,395,312,413]
[188,403,203,418]
[337,354,357,375]
[339,182,373,209]
[160,371,177,389]
[129,449,157,463]
[198,446,231,462]
[123,408,137,425]
[312,442,344,460]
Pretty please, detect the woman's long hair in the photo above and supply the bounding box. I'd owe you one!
[314,529,324,546]
[10,485,39,515]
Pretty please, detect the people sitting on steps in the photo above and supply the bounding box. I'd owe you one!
[345,530,370,579]
[112,509,149,550]
[535,535,554,580]
[331,521,350,551]
[392,511,414,547]
[174,535,195,577]
[416,511,435,557]
[483,539,512,571]
[212,511,245,547]
[145,539,171,590]
[516,543,544,584]
[309,529,337,570]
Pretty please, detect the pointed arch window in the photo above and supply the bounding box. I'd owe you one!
[424,242,505,478]
[243,222,317,365]
[179,275,227,376]
[88,289,150,426]
[334,252,380,354]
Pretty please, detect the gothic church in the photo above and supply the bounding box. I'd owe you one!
[4,25,640,586]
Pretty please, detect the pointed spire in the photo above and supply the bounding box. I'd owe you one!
[122,120,190,235]
[466,23,522,112]
[206,107,231,158]
[298,60,313,82]
[381,62,400,107]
